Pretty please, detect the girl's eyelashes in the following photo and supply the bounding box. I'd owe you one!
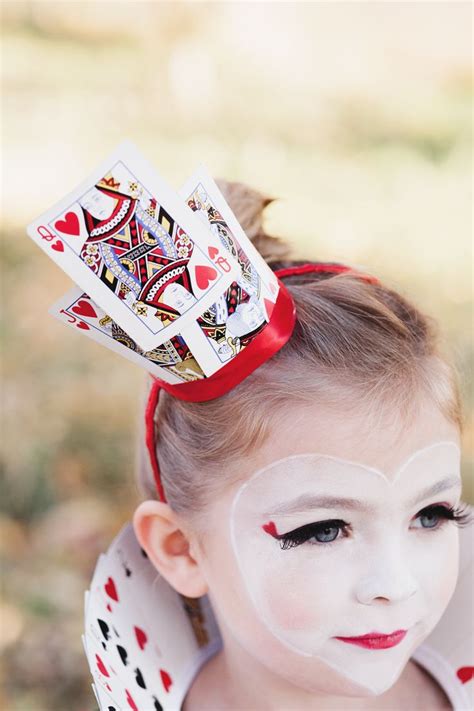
[411,502,474,530]
[261,502,473,551]
[262,519,351,551]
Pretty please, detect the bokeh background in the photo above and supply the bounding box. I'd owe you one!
[1,2,472,709]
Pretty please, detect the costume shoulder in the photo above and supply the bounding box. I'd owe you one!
[83,523,223,711]
[412,522,474,710]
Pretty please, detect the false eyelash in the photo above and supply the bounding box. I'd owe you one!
[276,519,350,551]
[276,503,474,551]
[418,502,474,528]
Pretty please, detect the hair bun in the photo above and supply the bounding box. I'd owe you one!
[214,178,292,264]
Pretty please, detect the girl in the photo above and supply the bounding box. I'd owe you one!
[130,180,473,710]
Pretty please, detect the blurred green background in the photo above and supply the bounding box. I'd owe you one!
[1,2,472,709]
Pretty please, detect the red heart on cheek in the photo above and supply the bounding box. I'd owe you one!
[262,521,278,537]
[457,666,474,684]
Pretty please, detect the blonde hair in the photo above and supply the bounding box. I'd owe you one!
[136,179,462,530]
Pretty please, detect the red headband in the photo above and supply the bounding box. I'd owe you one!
[145,262,379,502]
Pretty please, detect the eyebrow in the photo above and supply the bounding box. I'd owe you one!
[264,475,462,516]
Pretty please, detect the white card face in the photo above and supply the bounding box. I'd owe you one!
[49,286,206,384]
[178,165,279,304]
[27,141,240,351]
[176,167,280,374]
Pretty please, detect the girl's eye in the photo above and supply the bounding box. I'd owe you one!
[272,503,473,551]
[411,503,474,531]
[276,520,350,550]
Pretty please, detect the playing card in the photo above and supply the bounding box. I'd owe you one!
[178,165,279,304]
[49,286,206,384]
[27,141,240,351]
[176,166,280,373]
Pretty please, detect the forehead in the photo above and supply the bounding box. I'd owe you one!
[249,395,460,479]
[234,442,462,516]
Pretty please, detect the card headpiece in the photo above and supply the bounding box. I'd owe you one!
[26,142,379,504]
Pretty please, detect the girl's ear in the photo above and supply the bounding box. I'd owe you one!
[132,500,208,598]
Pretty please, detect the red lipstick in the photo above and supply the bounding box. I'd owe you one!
[334,629,407,650]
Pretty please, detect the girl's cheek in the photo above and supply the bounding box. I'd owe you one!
[434,534,460,602]
[261,571,328,631]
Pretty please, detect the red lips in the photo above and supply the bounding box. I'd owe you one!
[334,629,407,650]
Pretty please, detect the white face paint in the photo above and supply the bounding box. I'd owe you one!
[229,441,462,695]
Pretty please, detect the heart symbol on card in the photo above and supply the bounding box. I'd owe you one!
[76,321,90,330]
[125,689,138,711]
[195,264,218,291]
[134,626,148,651]
[208,246,219,260]
[457,667,474,684]
[104,576,119,602]
[95,653,110,677]
[51,239,64,252]
[55,211,80,236]
[160,668,173,693]
[72,299,97,319]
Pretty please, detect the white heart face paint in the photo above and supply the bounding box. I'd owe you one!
[229,441,462,695]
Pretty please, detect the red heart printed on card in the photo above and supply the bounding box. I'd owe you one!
[55,211,80,236]
[96,653,110,677]
[76,321,90,330]
[160,668,173,693]
[72,299,97,319]
[51,239,64,252]
[457,667,474,684]
[195,264,218,291]
[125,689,138,711]
[104,576,119,602]
[135,626,148,650]
[208,246,219,260]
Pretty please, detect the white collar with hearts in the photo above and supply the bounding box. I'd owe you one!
[83,522,473,710]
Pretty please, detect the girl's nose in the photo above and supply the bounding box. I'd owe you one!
[354,546,419,605]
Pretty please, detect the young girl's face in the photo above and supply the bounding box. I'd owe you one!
[194,397,462,697]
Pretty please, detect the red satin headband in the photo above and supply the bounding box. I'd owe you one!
[145,262,379,502]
